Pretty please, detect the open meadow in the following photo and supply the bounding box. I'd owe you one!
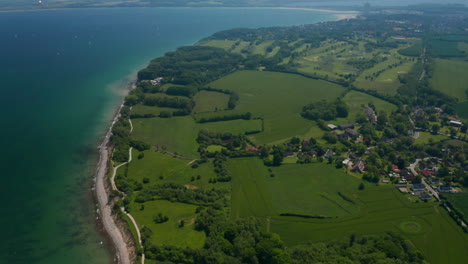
[430,58,468,100]
[227,157,468,264]
[342,90,398,121]
[129,200,206,248]
[131,116,262,158]
[209,70,345,144]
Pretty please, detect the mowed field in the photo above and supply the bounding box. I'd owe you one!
[342,90,398,121]
[443,192,468,223]
[431,58,468,100]
[271,186,468,264]
[228,157,468,264]
[265,163,362,218]
[209,71,345,144]
[120,149,229,191]
[131,116,262,158]
[129,200,206,248]
[193,90,230,113]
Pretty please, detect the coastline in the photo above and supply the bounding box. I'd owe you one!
[0,6,358,14]
[94,82,136,264]
[89,9,357,263]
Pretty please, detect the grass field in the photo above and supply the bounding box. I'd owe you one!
[270,186,468,264]
[193,90,230,113]
[414,131,448,145]
[131,104,178,117]
[265,163,363,218]
[129,200,206,248]
[132,116,199,158]
[456,101,468,118]
[199,39,236,50]
[200,119,262,134]
[342,90,397,121]
[227,157,468,264]
[443,192,468,223]
[229,158,276,221]
[209,70,345,144]
[431,58,468,100]
[121,149,229,190]
[132,116,262,157]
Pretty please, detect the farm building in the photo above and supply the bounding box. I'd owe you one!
[338,123,354,130]
[245,147,259,152]
[450,120,463,127]
[327,124,337,130]
[345,128,360,138]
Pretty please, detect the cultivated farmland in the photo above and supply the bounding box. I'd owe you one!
[209,70,345,144]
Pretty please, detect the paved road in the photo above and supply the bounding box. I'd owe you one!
[422,178,440,201]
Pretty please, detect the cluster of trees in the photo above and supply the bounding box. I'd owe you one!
[166,86,198,98]
[212,153,231,182]
[347,57,386,71]
[440,198,468,233]
[301,99,349,121]
[134,182,228,206]
[137,46,242,85]
[153,213,169,224]
[144,94,194,112]
[197,130,247,150]
[196,112,252,123]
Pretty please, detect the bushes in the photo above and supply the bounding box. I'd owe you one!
[301,99,348,121]
[196,112,251,123]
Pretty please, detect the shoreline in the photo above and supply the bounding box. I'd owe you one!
[0,6,358,14]
[88,8,357,263]
[94,81,136,264]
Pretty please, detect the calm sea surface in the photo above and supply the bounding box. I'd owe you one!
[0,7,342,264]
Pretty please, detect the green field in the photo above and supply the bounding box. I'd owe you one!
[132,116,262,157]
[227,157,468,264]
[199,39,236,50]
[129,200,206,248]
[122,149,228,189]
[229,158,276,221]
[131,104,178,117]
[265,163,362,218]
[200,119,262,134]
[414,131,448,145]
[210,70,345,144]
[193,90,230,113]
[443,192,468,223]
[271,186,468,264]
[431,58,468,100]
[342,90,397,121]
[132,116,199,158]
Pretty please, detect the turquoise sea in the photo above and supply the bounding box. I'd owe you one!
[0,7,343,264]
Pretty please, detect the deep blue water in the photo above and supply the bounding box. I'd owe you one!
[0,7,342,264]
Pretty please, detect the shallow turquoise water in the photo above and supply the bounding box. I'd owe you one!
[0,7,340,263]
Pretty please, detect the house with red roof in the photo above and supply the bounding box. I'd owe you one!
[245,146,259,152]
